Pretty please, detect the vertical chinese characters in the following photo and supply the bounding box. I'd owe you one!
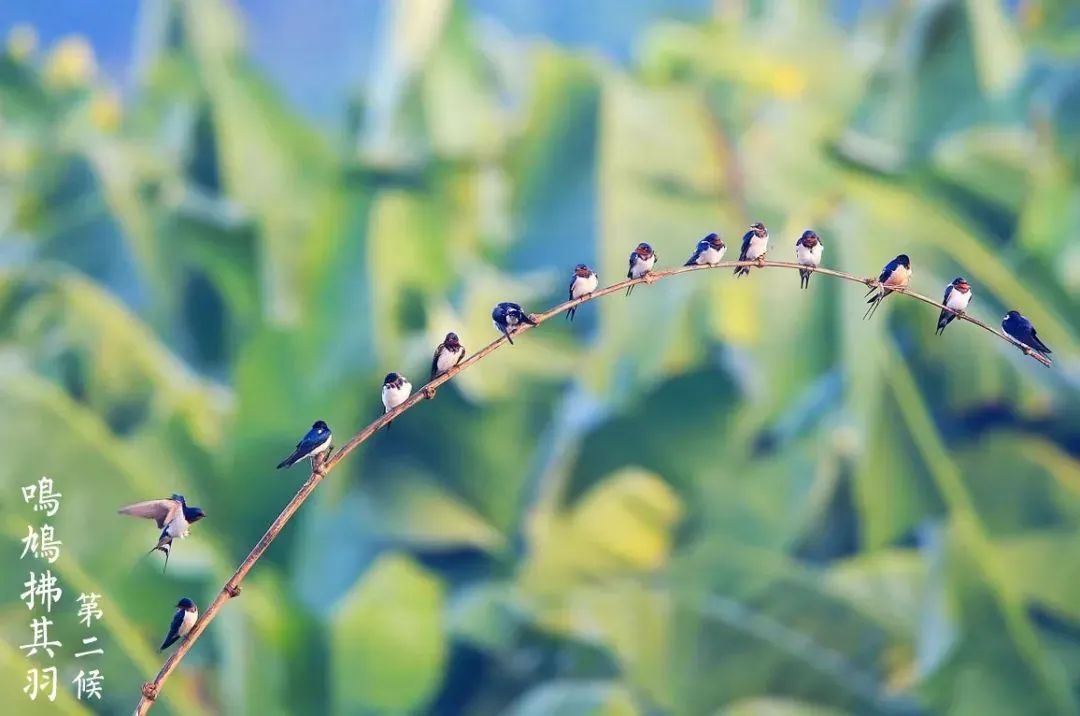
[20,477,64,703]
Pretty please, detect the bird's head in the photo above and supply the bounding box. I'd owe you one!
[952,277,969,292]
[574,263,593,277]
[383,372,401,387]
[186,506,206,523]
[1004,310,1021,321]
[635,243,654,257]
[444,332,460,348]
[177,598,196,612]
[800,230,819,247]
[312,420,329,433]
[706,232,725,249]
[895,254,911,268]
[750,222,767,236]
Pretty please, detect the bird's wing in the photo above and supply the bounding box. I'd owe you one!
[1030,328,1052,354]
[878,262,895,283]
[161,609,185,649]
[738,231,753,260]
[627,252,637,278]
[118,499,181,529]
[568,275,577,300]
[942,284,953,305]
[296,427,324,452]
[430,345,443,378]
[693,240,709,262]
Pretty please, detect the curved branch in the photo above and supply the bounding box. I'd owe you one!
[132,257,1050,713]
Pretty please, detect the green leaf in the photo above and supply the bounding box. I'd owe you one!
[329,554,446,714]
[507,681,639,716]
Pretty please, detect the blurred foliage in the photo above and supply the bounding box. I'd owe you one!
[1,0,1080,714]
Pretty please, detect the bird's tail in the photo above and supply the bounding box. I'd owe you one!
[522,314,538,326]
[276,451,299,469]
[684,258,696,267]
[567,307,576,322]
[503,328,515,345]
[147,540,171,574]
[161,631,180,650]
[625,283,635,296]
[799,269,810,289]
[935,310,951,336]
[734,265,749,277]
[863,293,885,321]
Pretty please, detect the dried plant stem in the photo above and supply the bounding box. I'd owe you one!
[133,257,1049,713]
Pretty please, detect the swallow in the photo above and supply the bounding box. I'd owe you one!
[684,233,727,268]
[567,264,599,321]
[935,277,972,335]
[431,332,466,380]
[161,598,198,650]
[794,230,824,289]
[382,372,412,428]
[733,222,769,277]
[118,494,205,573]
[626,243,658,296]
[1002,310,1052,361]
[492,302,537,345]
[276,420,332,469]
[864,254,911,320]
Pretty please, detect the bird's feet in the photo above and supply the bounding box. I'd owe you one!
[643,273,657,284]
[141,683,159,701]
[755,254,767,267]
[422,385,437,400]
[225,583,242,598]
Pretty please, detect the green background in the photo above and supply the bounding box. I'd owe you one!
[1,0,1079,714]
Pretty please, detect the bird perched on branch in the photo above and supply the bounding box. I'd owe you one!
[161,598,198,650]
[794,230,823,288]
[382,372,412,428]
[936,277,972,335]
[118,494,205,573]
[684,233,727,267]
[492,302,537,344]
[864,254,911,319]
[734,222,769,277]
[1002,310,1052,361]
[567,264,598,321]
[276,420,332,469]
[626,242,657,295]
[431,332,466,380]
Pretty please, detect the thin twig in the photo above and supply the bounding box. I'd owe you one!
[132,257,1050,713]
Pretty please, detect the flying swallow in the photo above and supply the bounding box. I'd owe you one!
[431,332,466,380]
[626,242,658,295]
[864,254,911,320]
[276,420,332,469]
[492,302,537,344]
[382,372,412,428]
[1002,310,1052,361]
[118,494,205,573]
[733,222,769,277]
[935,277,972,335]
[794,230,824,289]
[684,233,727,268]
[161,598,198,650]
[567,264,599,321]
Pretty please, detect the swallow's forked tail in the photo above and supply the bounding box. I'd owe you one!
[145,540,171,574]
